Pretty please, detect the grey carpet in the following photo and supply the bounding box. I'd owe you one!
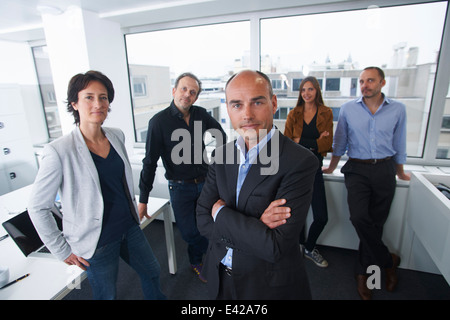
[64,220,450,300]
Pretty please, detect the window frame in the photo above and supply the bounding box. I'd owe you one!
[123,0,450,166]
[30,44,62,142]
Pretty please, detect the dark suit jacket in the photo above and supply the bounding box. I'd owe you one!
[197,130,319,299]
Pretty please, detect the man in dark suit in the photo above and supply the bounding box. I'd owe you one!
[196,70,318,300]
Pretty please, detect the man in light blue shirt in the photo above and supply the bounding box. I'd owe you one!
[323,67,410,300]
[214,127,274,269]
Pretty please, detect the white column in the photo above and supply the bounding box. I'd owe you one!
[40,6,135,153]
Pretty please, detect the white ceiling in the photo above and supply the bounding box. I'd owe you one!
[0,0,207,41]
[0,0,347,42]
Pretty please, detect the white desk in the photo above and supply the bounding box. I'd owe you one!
[0,185,176,300]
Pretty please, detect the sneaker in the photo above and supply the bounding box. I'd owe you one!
[191,264,207,283]
[304,248,328,268]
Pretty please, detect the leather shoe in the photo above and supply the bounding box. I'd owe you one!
[355,274,372,300]
[385,253,401,292]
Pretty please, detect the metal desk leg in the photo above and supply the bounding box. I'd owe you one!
[163,203,177,274]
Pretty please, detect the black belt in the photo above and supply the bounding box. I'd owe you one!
[169,176,206,184]
[220,263,233,276]
[349,157,392,165]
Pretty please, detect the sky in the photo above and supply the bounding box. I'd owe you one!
[125,21,250,78]
[125,1,447,78]
[261,2,447,72]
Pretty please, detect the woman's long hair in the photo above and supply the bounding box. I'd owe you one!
[295,76,325,108]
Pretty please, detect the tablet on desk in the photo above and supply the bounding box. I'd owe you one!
[2,206,62,259]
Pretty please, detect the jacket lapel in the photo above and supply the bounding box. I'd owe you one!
[222,142,239,208]
[74,127,101,191]
[236,130,284,211]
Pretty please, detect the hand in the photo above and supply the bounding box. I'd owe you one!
[319,131,329,140]
[321,166,334,174]
[212,199,226,218]
[322,155,341,174]
[396,164,411,181]
[397,171,411,181]
[260,199,291,229]
[64,253,89,271]
[138,202,151,221]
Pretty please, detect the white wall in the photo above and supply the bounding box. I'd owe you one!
[0,40,48,145]
[41,6,135,153]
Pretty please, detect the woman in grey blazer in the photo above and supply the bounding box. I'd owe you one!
[28,71,165,300]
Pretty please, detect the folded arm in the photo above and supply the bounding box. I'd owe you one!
[197,152,318,263]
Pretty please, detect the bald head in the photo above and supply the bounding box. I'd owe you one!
[225,70,277,149]
[225,70,274,98]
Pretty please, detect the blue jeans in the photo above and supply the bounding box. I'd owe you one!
[85,224,166,300]
[168,181,208,265]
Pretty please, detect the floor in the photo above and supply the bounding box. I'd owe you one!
[64,219,450,301]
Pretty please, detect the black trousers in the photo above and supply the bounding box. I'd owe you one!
[341,159,396,275]
[217,264,237,300]
[300,167,329,251]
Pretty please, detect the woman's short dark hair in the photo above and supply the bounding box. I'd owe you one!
[66,70,115,125]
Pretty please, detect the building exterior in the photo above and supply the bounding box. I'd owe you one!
[128,64,223,143]
[267,61,442,158]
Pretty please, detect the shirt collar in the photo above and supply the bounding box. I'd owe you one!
[235,126,275,162]
[357,93,390,109]
[169,100,193,119]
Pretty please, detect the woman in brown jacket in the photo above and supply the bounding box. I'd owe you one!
[284,76,333,268]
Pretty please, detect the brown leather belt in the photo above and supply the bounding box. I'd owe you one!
[169,176,206,184]
[349,157,392,164]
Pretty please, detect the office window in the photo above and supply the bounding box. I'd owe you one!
[125,21,250,143]
[47,91,56,103]
[317,79,323,89]
[272,79,286,90]
[350,78,358,96]
[436,85,450,159]
[292,78,302,91]
[131,76,147,98]
[331,107,340,122]
[442,116,450,130]
[274,107,291,120]
[325,78,340,91]
[31,46,62,140]
[261,2,447,158]
[278,107,288,120]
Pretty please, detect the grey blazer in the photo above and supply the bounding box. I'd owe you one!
[27,127,139,261]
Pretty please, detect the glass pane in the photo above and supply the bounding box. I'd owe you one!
[261,2,447,158]
[436,82,450,159]
[125,21,250,143]
[32,46,62,140]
